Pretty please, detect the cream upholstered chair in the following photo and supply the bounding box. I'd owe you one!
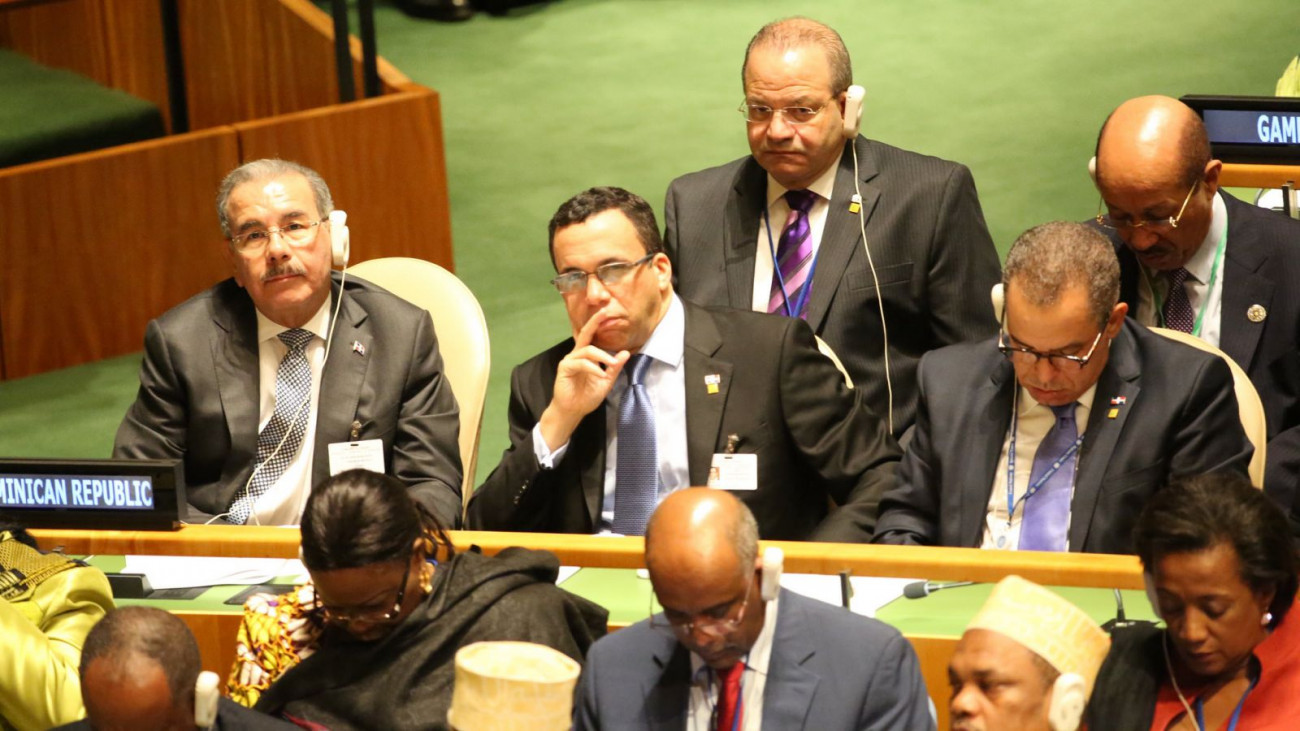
[348,257,490,507]
[1150,327,1267,488]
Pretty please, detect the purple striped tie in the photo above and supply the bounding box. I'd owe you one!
[768,189,819,318]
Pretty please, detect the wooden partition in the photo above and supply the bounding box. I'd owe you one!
[1221,162,1300,189]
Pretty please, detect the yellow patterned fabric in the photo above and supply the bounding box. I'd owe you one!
[0,532,114,731]
[226,584,324,708]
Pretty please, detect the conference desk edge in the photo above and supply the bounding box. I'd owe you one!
[32,526,1144,589]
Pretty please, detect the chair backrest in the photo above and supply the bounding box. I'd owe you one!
[815,336,853,389]
[1150,327,1267,488]
[348,257,490,507]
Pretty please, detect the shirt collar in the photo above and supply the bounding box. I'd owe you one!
[1018,383,1098,416]
[689,592,780,682]
[1181,191,1228,285]
[255,294,332,345]
[635,293,685,369]
[765,161,838,208]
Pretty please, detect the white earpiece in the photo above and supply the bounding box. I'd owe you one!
[1087,156,1098,184]
[990,283,1005,315]
[1047,672,1087,731]
[194,670,220,728]
[843,85,865,140]
[329,210,350,268]
[760,546,783,601]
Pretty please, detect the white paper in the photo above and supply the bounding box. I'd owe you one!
[778,574,922,617]
[328,439,385,476]
[121,556,308,590]
[556,566,581,585]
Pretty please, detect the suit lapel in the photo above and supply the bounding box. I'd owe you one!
[761,592,819,728]
[1070,326,1141,550]
[806,138,880,331]
[570,406,607,530]
[682,305,733,484]
[960,360,1016,547]
[644,642,692,730]
[1217,196,1273,372]
[212,288,260,489]
[724,163,767,309]
[312,284,370,487]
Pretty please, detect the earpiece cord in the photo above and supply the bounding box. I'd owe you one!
[850,140,894,436]
[1163,630,1203,731]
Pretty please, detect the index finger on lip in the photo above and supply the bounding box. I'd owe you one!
[575,305,611,348]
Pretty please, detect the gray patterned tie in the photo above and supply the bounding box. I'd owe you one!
[1163,267,1195,333]
[1019,403,1078,551]
[612,354,657,535]
[228,329,314,524]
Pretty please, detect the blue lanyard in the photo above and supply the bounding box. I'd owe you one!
[762,204,821,319]
[1144,207,1228,337]
[1005,390,1085,528]
[1193,673,1257,731]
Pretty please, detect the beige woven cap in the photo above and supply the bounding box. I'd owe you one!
[446,641,581,731]
[966,575,1112,697]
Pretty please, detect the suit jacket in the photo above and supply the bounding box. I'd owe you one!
[573,588,935,731]
[873,320,1253,554]
[112,273,463,526]
[1110,191,1300,517]
[467,301,900,542]
[664,135,1002,438]
[52,697,297,731]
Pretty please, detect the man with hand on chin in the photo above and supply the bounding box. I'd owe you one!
[468,186,898,541]
[873,221,1251,554]
[114,159,462,527]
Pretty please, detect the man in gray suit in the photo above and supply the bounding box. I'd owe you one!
[665,17,1001,438]
[113,160,462,526]
[574,488,934,730]
[873,222,1252,554]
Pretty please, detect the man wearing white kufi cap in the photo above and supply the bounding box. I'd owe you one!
[447,641,580,731]
[948,575,1111,731]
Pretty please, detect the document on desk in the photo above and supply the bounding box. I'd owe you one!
[121,556,309,590]
[779,574,923,617]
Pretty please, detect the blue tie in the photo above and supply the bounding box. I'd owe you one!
[1019,403,1078,551]
[613,354,657,535]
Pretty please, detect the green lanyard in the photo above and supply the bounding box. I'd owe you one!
[1145,211,1229,337]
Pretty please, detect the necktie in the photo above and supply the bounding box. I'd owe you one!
[1019,403,1078,552]
[767,189,819,318]
[1162,267,1195,333]
[229,329,315,525]
[715,661,745,731]
[612,354,657,535]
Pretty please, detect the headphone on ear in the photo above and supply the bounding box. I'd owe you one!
[194,670,219,729]
[1087,156,1098,184]
[1046,672,1088,731]
[329,210,350,268]
[843,85,865,140]
[760,546,784,602]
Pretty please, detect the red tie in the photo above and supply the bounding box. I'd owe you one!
[715,661,744,731]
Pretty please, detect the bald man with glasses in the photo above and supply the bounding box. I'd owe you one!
[873,221,1251,554]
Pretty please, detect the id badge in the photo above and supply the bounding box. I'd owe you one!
[706,453,758,491]
[328,439,385,476]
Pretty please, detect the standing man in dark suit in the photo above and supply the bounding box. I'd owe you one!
[664,17,1001,438]
[574,488,934,730]
[113,159,462,526]
[1092,95,1300,519]
[874,222,1251,554]
[468,187,898,541]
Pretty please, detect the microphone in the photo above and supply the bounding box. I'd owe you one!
[1101,588,1158,634]
[903,580,974,599]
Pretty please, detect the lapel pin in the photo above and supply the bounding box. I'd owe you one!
[1107,408,1120,419]
[352,340,366,356]
[705,373,721,394]
[1248,304,1267,323]
[848,193,862,214]
[1110,396,1127,405]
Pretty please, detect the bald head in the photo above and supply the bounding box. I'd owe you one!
[1095,95,1213,191]
[645,488,758,579]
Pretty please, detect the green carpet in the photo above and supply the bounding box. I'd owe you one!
[1,0,1296,488]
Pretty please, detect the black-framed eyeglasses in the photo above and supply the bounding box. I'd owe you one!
[229,219,324,253]
[1096,181,1199,232]
[737,101,831,125]
[550,253,655,294]
[317,558,410,626]
[650,572,754,638]
[998,328,1104,370]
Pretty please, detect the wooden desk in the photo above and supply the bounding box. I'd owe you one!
[1221,162,1300,189]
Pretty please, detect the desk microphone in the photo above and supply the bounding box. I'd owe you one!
[1101,588,1158,634]
[903,580,974,599]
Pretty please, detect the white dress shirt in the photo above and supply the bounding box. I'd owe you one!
[532,294,691,533]
[687,594,778,731]
[982,385,1096,551]
[750,165,839,313]
[1134,191,1228,346]
[245,297,330,526]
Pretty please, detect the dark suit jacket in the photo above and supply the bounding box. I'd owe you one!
[1110,191,1300,518]
[664,135,1002,438]
[573,588,935,731]
[112,273,463,526]
[467,301,900,542]
[873,320,1253,554]
[52,697,298,731]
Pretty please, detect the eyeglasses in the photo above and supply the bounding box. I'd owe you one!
[229,219,324,253]
[1096,181,1199,232]
[317,558,410,626]
[550,253,655,294]
[650,573,754,638]
[998,328,1104,370]
[738,102,829,125]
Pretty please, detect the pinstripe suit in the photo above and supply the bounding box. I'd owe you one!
[664,135,1001,437]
